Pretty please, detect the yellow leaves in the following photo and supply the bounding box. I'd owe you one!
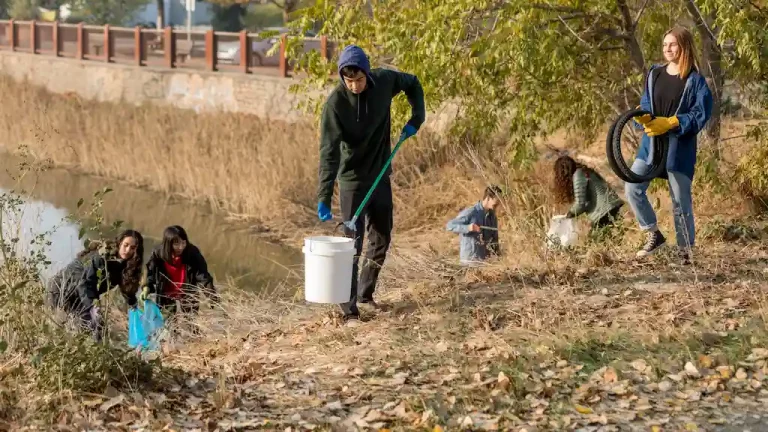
[685,422,699,431]
[651,426,662,432]
[574,404,593,414]
[432,427,444,432]
[716,366,732,379]
[603,367,619,383]
[698,354,714,369]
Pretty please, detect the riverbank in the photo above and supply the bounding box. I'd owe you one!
[5,239,768,430]
[0,75,758,259]
[3,76,768,430]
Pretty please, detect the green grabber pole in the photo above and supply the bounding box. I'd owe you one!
[342,134,410,232]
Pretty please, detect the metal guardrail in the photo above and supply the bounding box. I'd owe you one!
[0,19,333,77]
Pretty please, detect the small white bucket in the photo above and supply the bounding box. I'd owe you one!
[302,236,355,304]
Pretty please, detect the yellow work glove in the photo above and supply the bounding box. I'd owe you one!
[633,105,652,125]
[634,113,652,125]
[644,116,679,137]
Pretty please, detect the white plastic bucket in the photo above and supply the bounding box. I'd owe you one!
[302,236,356,304]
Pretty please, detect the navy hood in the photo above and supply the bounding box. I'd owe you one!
[337,45,374,87]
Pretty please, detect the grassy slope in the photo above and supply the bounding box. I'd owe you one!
[1,77,768,430]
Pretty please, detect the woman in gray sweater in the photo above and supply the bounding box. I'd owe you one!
[553,155,625,233]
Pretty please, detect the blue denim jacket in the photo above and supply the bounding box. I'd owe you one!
[446,202,499,265]
[635,64,713,180]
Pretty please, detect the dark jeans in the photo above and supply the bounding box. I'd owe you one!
[46,273,103,341]
[339,179,394,317]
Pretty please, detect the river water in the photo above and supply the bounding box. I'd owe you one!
[0,154,303,293]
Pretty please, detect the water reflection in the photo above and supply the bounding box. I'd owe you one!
[0,154,302,292]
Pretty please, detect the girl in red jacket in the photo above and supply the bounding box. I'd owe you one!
[143,225,219,315]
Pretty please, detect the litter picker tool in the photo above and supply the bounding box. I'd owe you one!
[341,133,411,232]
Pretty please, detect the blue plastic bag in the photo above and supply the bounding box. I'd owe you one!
[128,300,165,351]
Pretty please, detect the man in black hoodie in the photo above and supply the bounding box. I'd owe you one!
[316,44,426,322]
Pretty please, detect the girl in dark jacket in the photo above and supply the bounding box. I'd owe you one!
[143,225,218,314]
[46,229,145,341]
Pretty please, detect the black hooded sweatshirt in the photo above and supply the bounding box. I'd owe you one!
[317,48,426,206]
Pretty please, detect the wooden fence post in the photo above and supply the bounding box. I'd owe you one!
[30,21,36,54]
[103,24,111,62]
[205,30,216,72]
[8,20,15,51]
[239,30,249,73]
[134,27,143,66]
[52,21,59,56]
[76,23,84,59]
[279,34,287,78]
[163,27,175,68]
[320,35,327,60]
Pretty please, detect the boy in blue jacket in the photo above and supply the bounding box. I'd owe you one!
[446,186,502,266]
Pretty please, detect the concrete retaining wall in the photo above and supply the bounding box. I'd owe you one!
[0,50,457,131]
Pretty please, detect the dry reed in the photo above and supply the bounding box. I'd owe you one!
[0,75,758,273]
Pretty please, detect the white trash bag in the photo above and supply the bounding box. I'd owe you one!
[546,215,579,249]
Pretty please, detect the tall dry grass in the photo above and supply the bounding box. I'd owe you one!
[0,75,758,272]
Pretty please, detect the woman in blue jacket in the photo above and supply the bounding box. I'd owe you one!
[626,26,713,264]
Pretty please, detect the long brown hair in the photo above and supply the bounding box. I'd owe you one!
[664,26,700,79]
[553,155,589,205]
[116,230,144,296]
[78,230,144,295]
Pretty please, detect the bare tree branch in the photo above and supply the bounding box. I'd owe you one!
[633,0,651,27]
[685,0,719,44]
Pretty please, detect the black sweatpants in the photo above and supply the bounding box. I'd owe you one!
[339,179,393,317]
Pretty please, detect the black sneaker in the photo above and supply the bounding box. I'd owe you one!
[636,230,666,258]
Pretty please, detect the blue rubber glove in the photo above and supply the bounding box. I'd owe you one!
[317,202,332,221]
[399,124,417,142]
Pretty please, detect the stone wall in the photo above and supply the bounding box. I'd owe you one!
[0,50,456,131]
[0,50,310,122]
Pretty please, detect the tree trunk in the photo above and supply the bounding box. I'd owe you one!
[684,0,723,143]
[616,0,645,74]
[282,0,299,24]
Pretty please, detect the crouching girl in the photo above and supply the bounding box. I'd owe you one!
[46,229,145,341]
[143,225,219,315]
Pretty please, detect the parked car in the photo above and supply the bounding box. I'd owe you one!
[216,27,318,67]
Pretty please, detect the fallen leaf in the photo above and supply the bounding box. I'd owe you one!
[631,359,648,373]
[658,380,673,392]
[325,401,343,411]
[432,426,444,432]
[497,372,510,391]
[748,348,768,361]
[698,355,714,369]
[736,368,748,380]
[684,362,701,378]
[603,367,619,383]
[390,372,409,386]
[435,342,448,353]
[100,394,125,412]
[685,422,699,431]
[668,373,684,382]
[717,366,732,379]
[651,426,661,432]
[574,404,593,414]
[364,409,385,422]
